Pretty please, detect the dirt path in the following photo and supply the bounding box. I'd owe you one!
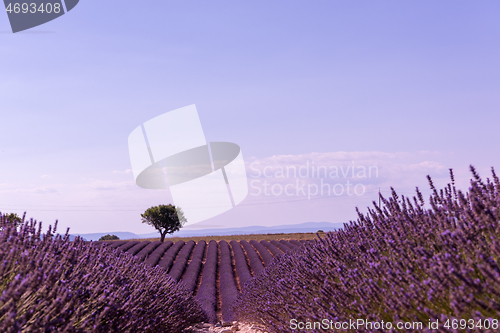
[183,321,269,333]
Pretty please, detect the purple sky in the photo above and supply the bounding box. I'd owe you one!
[1,1,499,234]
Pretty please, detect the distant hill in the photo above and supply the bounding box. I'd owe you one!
[75,222,345,241]
[71,232,138,242]
[41,234,87,241]
[68,234,87,241]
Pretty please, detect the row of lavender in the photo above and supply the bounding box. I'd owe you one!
[97,237,307,322]
[0,216,206,332]
[234,167,500,333]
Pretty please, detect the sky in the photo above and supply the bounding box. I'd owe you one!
[1,1,499,235]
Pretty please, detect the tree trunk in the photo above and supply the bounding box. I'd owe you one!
[160,231,167,242]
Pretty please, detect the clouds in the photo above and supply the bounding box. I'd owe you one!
[112,169,132,175]
[85,179,135,191]
[0,186,59,195]
[246,151,447,169]
[35,187,58,194]
[0,178,135,196]
[0,150,486,234]
[244,150,450,196]
[204,149,474,230]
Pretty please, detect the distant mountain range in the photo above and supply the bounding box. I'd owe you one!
[73,222,346,241]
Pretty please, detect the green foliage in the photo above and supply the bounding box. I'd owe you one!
[0,212,24,230]
[99,234,120,241]
[141,204,187,242]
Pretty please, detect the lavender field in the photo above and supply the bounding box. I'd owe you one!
[235,167,500,332]
[0,213,302,331]
[95,235,305,324]
[2,166,500,332]
[0,220,206,332]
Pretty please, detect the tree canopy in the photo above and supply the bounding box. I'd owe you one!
[140,204,187,242]
[99,234,120,241]
[0,212,24,230]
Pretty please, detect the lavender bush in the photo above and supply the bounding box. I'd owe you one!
[260,240,283,257]
[135,240,162,261]
[279,240,299,250]
[289,239,304,248]
[116,240,140,252]
[270,239,292,253]
[145,240,173,266]
[126,240,150,256]
[235,167,500,332]
[240,240,265,274]
[107,240,127,249]
[157,240,184,270]
[0,216,206,332]
[168,240,195,281]
[219,240,239,322]
[196,240,218,324]
[249,240,274,266]
[230,240,252,287]
[182,241,206,293]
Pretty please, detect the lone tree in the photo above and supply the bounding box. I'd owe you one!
[0,212,24,230]
[141,204,187,242]
[99,234,120,241]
